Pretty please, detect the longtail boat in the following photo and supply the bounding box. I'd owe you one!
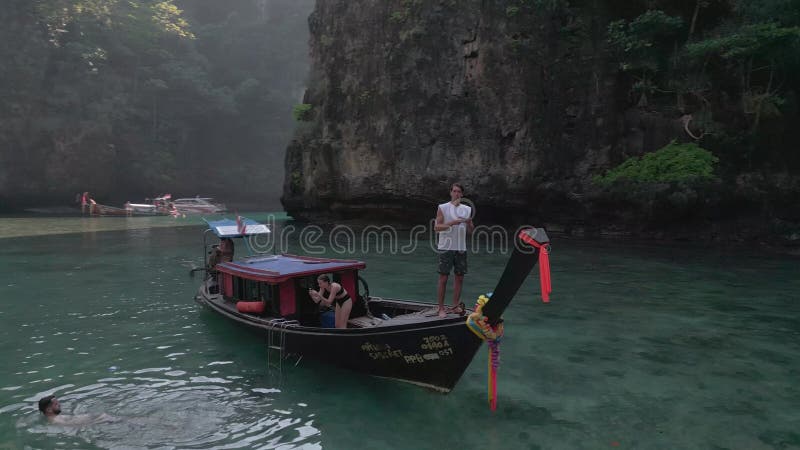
[194,218,551,394]
[86,201,169,216]
[88,203,130,217]
[170,197,226,214]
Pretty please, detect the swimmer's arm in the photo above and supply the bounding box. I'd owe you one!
[50,413,116,426]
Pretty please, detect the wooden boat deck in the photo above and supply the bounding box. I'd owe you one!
[349,306,466,328]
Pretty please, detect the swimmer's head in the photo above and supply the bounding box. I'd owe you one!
[38,395,60,415]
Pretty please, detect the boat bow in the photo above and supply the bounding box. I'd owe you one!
[481,227,550,325]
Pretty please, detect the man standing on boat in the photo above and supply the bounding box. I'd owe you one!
[434,182,474,318]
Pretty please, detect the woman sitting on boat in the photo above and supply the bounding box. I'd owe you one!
[309,275,352,329]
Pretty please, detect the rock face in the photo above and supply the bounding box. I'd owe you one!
[282,0,685,226]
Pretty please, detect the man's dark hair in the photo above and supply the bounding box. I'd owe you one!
[451,183,465,195]
[38,395,54,413]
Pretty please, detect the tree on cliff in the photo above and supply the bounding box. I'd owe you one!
[607,0,800,171]
[0,0,313,209]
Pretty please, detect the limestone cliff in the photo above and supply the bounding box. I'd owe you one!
[283,0,688,227]
[282,1,799,245]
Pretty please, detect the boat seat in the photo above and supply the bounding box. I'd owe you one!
[347,316,384,328]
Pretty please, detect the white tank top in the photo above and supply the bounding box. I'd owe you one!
[437,202,471,251]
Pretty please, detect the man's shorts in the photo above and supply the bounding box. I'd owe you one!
[438,250,467,275]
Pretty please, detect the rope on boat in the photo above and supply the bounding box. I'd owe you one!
[465,293,504,411]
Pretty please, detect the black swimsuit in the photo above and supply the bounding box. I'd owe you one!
[321,287,351,307]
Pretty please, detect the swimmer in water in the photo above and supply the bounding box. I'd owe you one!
[38,395,115,426]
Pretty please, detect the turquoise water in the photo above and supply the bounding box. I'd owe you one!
[0,215,798,449]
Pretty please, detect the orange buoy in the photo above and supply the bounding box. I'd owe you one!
[236,301,265,314]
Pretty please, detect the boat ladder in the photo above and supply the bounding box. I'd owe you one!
[266,319,301,374]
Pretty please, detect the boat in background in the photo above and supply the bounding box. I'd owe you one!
[87,201,170,217]
[87,202,129,216]
[80,193,225,217]
[125,202,167,216]
[154,195,225,214]
[194,218,552,393]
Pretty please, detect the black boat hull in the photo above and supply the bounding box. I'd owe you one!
[197,294,484,392]
[194,227,549,393]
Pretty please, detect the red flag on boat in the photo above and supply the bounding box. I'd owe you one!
[518,229,552,303]
[236,215,246,235]
[162,193,172,200]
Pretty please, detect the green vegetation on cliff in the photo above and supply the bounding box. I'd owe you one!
[292,104,314,122]
[0,0,313,208]
[595,141,718,185]
[605,0,800,172]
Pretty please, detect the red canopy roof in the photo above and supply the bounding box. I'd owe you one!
[215,254,366,283]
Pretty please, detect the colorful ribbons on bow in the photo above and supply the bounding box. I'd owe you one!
[465,294,504,411]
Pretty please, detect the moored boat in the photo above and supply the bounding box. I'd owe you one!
[125,202,168,216]
[194,218,551,393]
[86,201,170,216]
[169,197,226,214]
[88,202,129,216]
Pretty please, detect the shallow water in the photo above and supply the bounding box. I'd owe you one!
[0,215,798,449]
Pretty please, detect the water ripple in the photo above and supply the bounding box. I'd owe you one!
[9,372,319,449]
